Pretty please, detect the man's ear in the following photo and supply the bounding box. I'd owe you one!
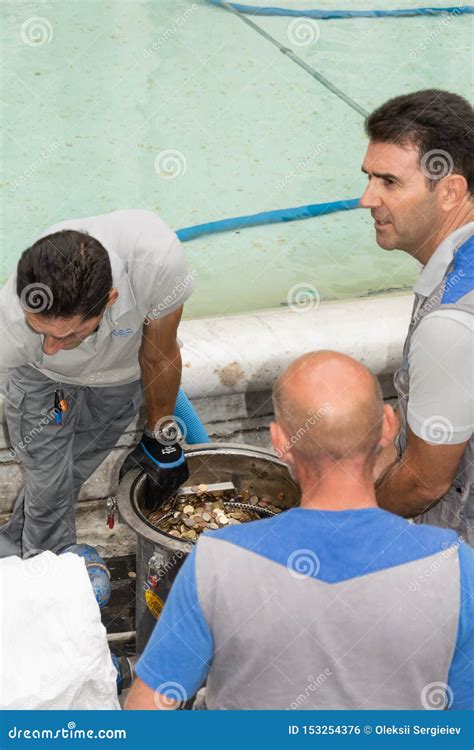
[439,173,469,212]
[379,404,398,449]
[108,287,119,306]
[270,421,292,463]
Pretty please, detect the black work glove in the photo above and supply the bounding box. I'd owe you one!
[119,428,189,512]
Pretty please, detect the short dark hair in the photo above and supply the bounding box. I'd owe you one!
[16,230,112,319]
[365,89,474,194]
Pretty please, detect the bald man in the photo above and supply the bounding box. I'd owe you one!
[126,352,473,711]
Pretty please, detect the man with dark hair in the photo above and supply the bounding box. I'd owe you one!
[0,209,195,557]
[360,89,473,544]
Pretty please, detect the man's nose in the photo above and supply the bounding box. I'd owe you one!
[43,336,65,355]
[360,181,382,209]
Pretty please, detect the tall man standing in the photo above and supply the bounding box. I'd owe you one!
[360,90,473,544]
[0,209,194,557]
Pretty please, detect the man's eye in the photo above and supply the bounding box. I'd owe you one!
[383,178,396,186]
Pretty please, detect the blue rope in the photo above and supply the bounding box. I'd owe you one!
[176,198,360,242]
[209,1,474,19]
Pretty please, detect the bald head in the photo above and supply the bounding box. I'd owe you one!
[272,351,384,465]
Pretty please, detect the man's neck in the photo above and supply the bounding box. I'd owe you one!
[296,464,378,511]
[415,204,474,266]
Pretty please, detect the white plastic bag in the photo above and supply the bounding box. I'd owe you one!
[0,551,120,709]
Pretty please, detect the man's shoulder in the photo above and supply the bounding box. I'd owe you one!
[41,209,178,256]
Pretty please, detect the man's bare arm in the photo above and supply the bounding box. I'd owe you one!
[139,306,183,429]
[376,424,467,517]
[125,677,178,710]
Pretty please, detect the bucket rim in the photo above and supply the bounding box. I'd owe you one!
[116,442,292,548]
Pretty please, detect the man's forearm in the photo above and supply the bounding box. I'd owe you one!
[375,457,442,517]
[139,341,182,430]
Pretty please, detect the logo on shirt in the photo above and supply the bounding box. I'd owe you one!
[111,328,135,337]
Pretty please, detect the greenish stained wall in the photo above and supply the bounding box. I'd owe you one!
[1,0,472,317]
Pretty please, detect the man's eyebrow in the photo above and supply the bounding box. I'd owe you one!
[361,166,400,181]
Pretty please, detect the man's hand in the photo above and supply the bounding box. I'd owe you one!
[119,426,189,511]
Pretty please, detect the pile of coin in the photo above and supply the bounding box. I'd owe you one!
[146,485,285,542]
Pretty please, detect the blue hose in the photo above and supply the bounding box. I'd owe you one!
[176,197,360,243]
[209,1,474,19]
[175,388,210,444]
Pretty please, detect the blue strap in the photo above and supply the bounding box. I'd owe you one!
[140,441,186,469]
[209,1,474,19]
[441,235,474,305]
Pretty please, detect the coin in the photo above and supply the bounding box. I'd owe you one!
[198,483,208,493]
[149,486,286,541]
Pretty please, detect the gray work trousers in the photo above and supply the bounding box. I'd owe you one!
[0,365,142,558]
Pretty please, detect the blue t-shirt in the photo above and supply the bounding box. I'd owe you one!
[136,508,473,709]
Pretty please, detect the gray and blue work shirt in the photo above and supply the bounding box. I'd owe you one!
[136,508,473,709]
[0,209,195,387]
[394,223,473,543]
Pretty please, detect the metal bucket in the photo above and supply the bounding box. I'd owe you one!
[117,443,300,653]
